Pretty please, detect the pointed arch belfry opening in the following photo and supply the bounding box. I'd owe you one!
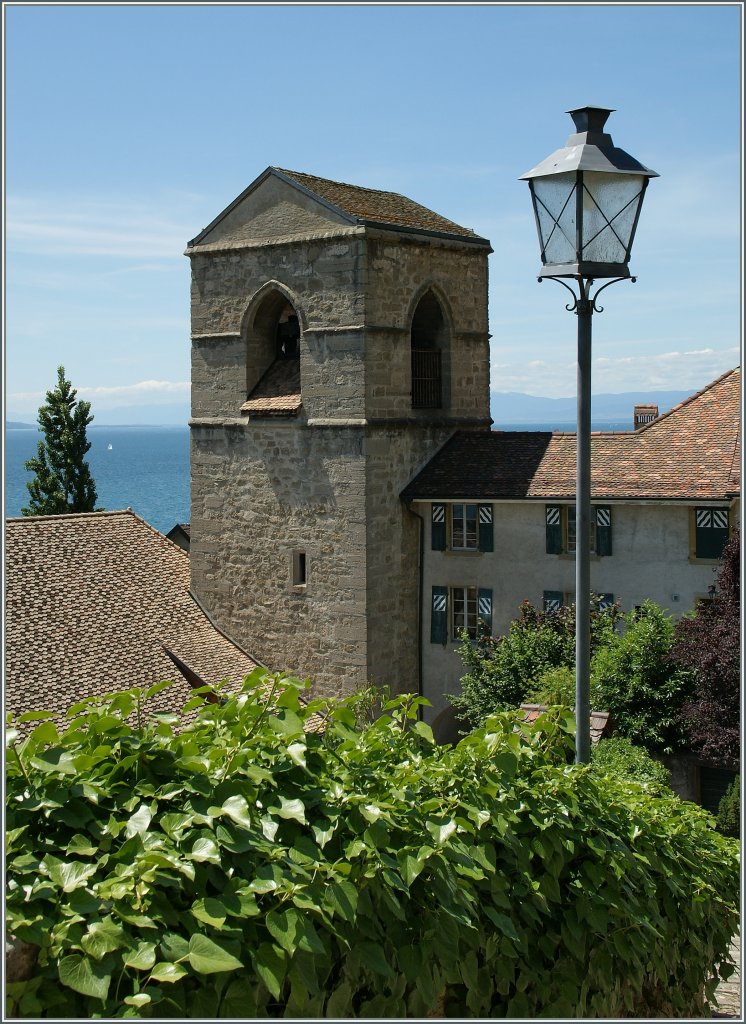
[410,289,450,410]
[243,284,302,402]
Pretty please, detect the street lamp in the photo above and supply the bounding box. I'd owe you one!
[520,107,658,763]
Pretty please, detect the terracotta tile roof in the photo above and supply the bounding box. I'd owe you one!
[275,168,485,241]
[241,358,301,417]
[402,368,740,502]
[4,510,260,725]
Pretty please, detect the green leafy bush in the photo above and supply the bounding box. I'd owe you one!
[450,598,617,727]
[716,777,740,839]
[591,738,672,794]
[6,672,739,1018]
[526,665,604,709]
[593,601,693,753]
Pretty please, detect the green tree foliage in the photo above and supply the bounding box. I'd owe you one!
[590,737,672,795]
[453,599,692,755]
[6,673,739,1018]
[527,665,599,709]
[670,529,740,769]
[22,366,98,516]
[449,598,618,728]
[716,776,740,839]
[593,601,692,754]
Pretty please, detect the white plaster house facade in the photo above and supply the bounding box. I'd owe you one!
[401,368,741,724]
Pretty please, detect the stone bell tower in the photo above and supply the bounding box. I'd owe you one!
[187,167,491,699]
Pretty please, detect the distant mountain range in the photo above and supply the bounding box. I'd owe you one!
[490,389,692,428]
[8,389,694,430]
[7,403,191,428]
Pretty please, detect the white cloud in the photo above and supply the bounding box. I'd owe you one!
[491,346,740,398]
[9,379,190,407]
[5,196,198,259]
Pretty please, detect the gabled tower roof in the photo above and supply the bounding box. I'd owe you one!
[188,166,490,247]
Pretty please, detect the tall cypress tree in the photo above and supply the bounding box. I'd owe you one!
[22,366,99,516]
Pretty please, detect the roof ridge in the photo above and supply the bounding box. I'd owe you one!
[6,509,189,558]
[634,366,740,434]
[6,508,136,524]
[274,168,410,202]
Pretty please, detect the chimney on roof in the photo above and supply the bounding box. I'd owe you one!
[634,404,658,430]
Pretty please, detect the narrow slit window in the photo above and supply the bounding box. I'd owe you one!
[293,551,307,586]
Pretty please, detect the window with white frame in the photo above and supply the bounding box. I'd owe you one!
[546,505,612,556]
[451,503,478,549]
[452,585,477,639]
[430,585,493,644]
[431,503,493,552]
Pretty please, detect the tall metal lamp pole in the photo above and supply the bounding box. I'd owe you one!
[520,107,658,763]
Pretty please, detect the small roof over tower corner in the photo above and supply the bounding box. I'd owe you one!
[187,166,491,249]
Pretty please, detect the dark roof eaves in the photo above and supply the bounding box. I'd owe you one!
[402,489,737,502]
[360,218,491,248]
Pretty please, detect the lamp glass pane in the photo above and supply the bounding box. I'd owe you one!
[581,172,645,263]
[533,173,577,264]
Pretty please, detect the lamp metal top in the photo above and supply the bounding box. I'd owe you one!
[519,106,659,180]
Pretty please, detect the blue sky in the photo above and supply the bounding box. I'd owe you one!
[4,2,742,421]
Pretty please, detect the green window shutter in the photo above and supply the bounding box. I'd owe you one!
[543,590,563,614]
[430,586,448,645]
[431,504,446,551]
[596,506,612,556]
[477,588,493,636]
[546,506,562,554]
[478,505,494,552]
[695,508,729,558]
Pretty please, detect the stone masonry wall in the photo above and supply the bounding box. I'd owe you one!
[188,186,491,700]
[190,420,369,698]
[364,233,490,420]
[190,231,368,422]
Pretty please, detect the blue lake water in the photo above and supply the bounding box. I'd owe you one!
[5,419,630,535]
[5,426,190,536]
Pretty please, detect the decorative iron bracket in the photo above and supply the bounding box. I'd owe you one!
[538,275,636,314]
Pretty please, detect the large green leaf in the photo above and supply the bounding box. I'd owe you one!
[220,794,252,829]
[426,817,457,845]
[42,855,97,893]
[253,942,287,1000]
[325,879,358,922]
[16,709,56,724]
[187,933,243,974]
[357,940,394,978]
[123,942,157,970]
[191,897,228,929]
[190,837,221,863]
[287,742,307,768]
[271,796,307,824]
[326,979,352,1016]
[267,907,326,955]
[58,954,111,1000]
[150,961,188,984]
[125,804,153,838]
[80,919,128,959]
[159,932,190,962]
[66,834,98,857]
[29,748,77,775]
